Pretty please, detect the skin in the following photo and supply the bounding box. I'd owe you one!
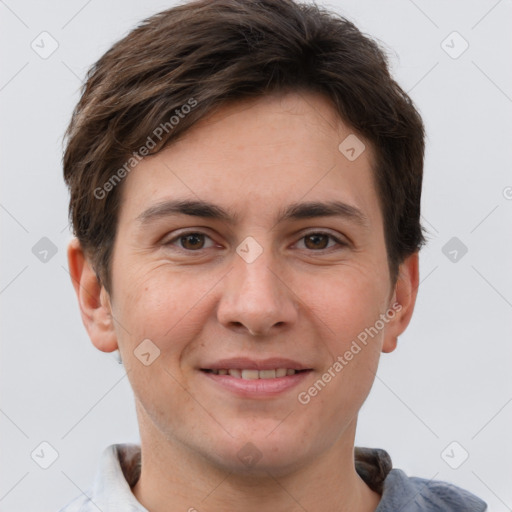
[68,91,419,512]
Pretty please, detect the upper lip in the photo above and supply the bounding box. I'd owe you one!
[201,357,312,371]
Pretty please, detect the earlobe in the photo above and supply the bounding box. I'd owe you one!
[381,252,420,354]
[67,238,118,353]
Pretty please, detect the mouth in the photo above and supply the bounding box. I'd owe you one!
[199,358,313,398]
[201,368,309,379]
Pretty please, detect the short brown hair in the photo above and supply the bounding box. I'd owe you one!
[63,0,426,295]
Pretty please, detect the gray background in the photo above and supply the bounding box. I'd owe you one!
[1,0,511,510]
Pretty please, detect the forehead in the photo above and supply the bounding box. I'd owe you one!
[117,91,379,227]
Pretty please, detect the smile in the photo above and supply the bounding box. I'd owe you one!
[200,368,313,398]
[202,368,308,379]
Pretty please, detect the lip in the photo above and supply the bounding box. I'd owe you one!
[201,357,311,371]
[200,369,312,398]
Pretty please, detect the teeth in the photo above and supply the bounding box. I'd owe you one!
[241,369,259,380]
[210,368,298,379]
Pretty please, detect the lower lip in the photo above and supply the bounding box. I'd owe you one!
[200,370,312,398]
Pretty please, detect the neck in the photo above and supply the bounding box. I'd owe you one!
[131,412,381,512]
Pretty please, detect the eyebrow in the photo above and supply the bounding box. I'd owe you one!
[135,198,369,228]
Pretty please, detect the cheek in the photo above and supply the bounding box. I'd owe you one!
[112,263,218,353]
[298,265,389,340]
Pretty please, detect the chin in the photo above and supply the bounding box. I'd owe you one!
[203,426,314,477]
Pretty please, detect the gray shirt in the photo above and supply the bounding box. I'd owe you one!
[57,444,488,512]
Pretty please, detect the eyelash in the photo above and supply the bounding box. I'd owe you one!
[163,230,348,253]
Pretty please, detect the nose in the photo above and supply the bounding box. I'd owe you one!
[216,246,299,337]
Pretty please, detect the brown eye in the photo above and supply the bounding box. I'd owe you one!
[164,231,215,251]
[179,233,206,250]
[303,233,330,250]
[296,232,347,252]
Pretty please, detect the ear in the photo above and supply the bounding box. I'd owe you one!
[381,251,419,353]
[67,238,118,353]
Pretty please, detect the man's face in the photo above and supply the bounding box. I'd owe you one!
[86,92,415,474]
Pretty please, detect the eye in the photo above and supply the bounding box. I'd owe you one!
[164,231,216,251]
[296,232,347,251]
[163,230,348,253]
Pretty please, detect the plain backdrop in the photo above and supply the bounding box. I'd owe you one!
[1,1,511,511]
